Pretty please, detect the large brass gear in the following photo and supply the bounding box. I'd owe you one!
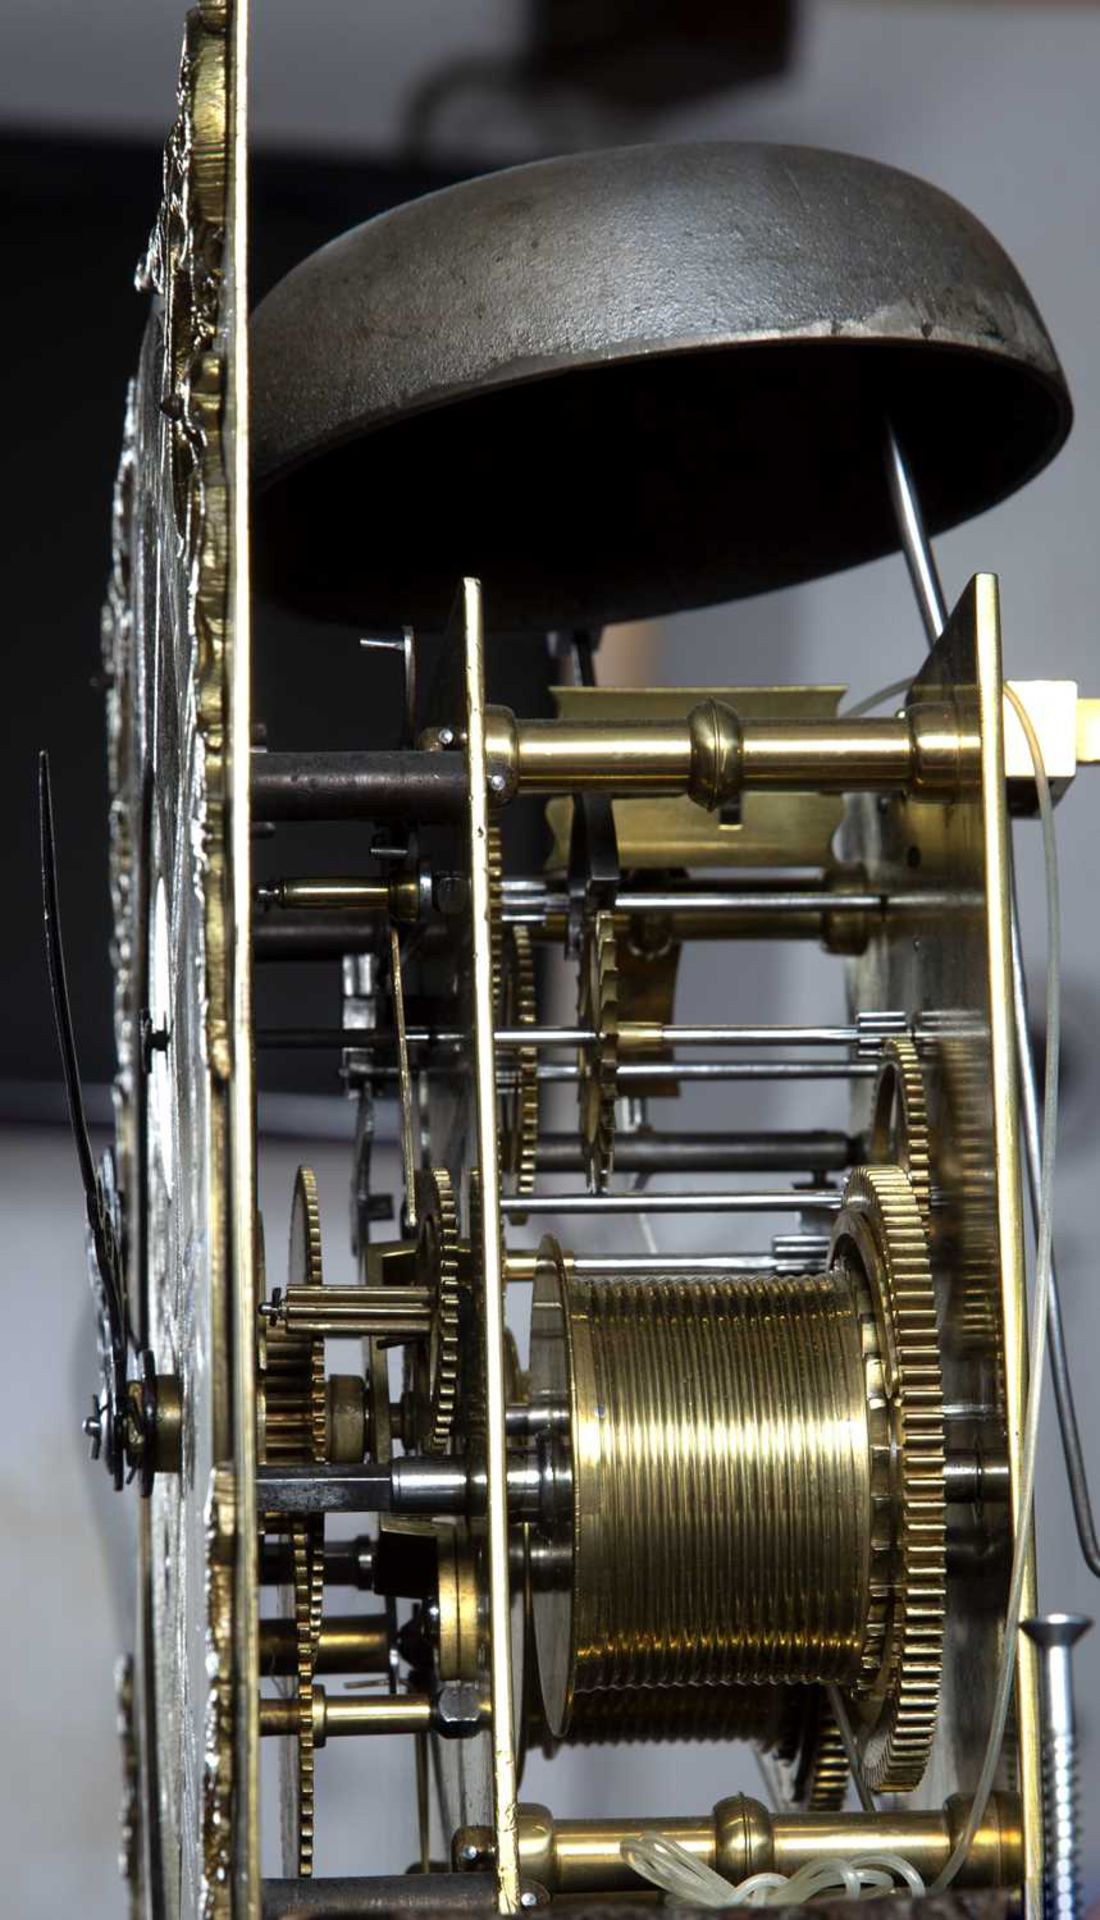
[410,1168,462,1455]
[577,910,619,1191]
[870,1035,933,1229]
[831,1163,946,1793]
[257,1168,328,1877]
[500,925,539,1197]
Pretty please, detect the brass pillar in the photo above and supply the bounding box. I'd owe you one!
[509,1793,1021,1895]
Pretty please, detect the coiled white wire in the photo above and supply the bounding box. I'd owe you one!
[621,1833,927,1906]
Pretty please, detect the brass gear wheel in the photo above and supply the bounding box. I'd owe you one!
[577,910,619,1191]
[791,1693,849,1812]
[281,1518,322,1879]
[831,1163,946,1793]
[460,1170,487,1445]
[287,1165,328,1461]
[257,1169,328,1877]
[806,1718,850,1811]
[410,1168,461,1455]
[456,1175,525,1445]
[870,1035,932,1228]
[257,1170,327,1471]
[501,924,539,1197]
[487,822,504,1020]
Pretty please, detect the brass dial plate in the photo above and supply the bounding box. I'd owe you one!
[102,5,256,1911]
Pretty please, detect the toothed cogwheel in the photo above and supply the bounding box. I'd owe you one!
[257,1169,327,1474]
[577,910,619,1191]
[257,1168,328,1877]
[870,1034,932,1229]
[831,1163,946,1793]
[410,1168,462,1455]
[785,1689,849,1812]
[279,1518,323,1879]
[801,1697,850,1812]
[501,925,539,1197]
[288,1166,329,1460]
[487,822,504,1021]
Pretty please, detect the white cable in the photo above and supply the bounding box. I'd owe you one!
[928,685,1061,1893]
[727,1871,792,1906]
[751,1740,784,1814]
[621,1834,928,1906]
[620,1834,734,1908]
[636,1201,660,1259]
[852,1852,928,1898]
[841,675,914,719]
[773,1858,863,1904]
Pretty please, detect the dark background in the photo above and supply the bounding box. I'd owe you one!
[1,137,479,1108]
[1,4,799,1116]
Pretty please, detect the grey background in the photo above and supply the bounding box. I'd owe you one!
[3,2,1099,1913]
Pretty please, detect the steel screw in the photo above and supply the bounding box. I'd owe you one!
[1021,1613,1092,1920]
[82,1396,104,1459]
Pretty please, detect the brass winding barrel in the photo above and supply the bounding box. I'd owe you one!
[528,1164,946,1795]
[528,1244,884,1738]
[562,1682,804,1752]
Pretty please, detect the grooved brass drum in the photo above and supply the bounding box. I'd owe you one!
[528,1167,946,1794]
[557,1682,803,1751]
[529,1247,876,1735]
